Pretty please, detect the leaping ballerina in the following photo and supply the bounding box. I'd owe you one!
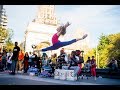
[40,22,88,52]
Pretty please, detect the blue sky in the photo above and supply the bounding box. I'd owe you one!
[4,5,120,48]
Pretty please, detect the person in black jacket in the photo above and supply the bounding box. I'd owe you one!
[10,42,20,75]
[36,56,41,73]
[68,51,80,77]
[57,54,67,69]
[31,52,37,67]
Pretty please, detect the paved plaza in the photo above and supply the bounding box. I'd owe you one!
[0,72,120,85]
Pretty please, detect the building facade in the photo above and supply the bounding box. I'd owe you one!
[0,5,3,24]
[24,5,90,56]
[24,5,64,56]
[0,5,8,52]
[0,7,8,29]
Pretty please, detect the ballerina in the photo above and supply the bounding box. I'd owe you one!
[41,22,88,52]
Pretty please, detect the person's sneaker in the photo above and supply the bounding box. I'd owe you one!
[90,76,93,78]
[94,77,97,80]
[15,71,18,73]
[81,76,83,79]
[19,71,22,73]
[98,76,102,79]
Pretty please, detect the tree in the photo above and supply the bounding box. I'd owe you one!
[84,48,96,63]
[97,34,110,68]
[0,26,8,42]
[0,26,15,52]
[0,26,9,52]
[97,33,120,68]
[107,33,120,68]
[4,28,14,52]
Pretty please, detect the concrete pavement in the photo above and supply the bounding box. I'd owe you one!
[0,72,120,85]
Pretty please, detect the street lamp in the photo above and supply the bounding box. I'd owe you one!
[97,53,100,68]
[96,44,100,68]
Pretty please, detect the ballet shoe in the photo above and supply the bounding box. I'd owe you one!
[82,34,88,39]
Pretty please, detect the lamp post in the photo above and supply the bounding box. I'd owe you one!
[98,53,99,68]
[96,44,100,68]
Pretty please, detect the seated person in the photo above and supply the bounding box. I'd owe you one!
[62,51,80,77]
[84,57,91,72]
[57,54,67,69]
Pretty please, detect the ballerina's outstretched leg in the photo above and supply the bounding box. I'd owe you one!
[40,21,88,52]
[41,34,87,52]
[41,39,76,51]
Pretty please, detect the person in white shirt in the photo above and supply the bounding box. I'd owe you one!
[7,49,13,72]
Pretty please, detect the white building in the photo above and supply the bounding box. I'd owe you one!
[24,5,64,56]
[24,5,90,56]
[0,6,8,52]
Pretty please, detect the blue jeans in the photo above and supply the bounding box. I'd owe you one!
[42,39,76,51]
[11,60,17,73]
[7,63,12,71]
